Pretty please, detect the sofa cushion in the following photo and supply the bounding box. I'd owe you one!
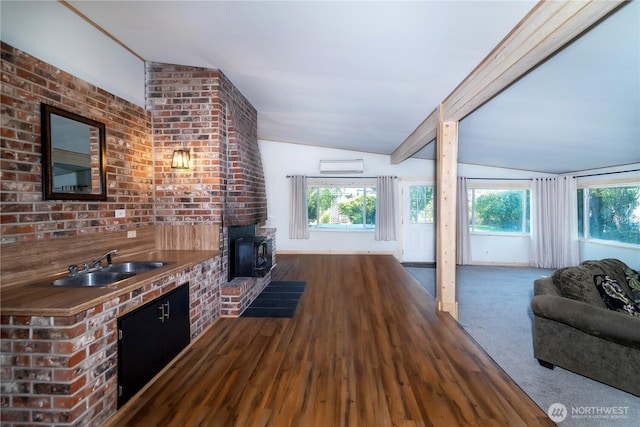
[624,267,640,304]
[552,264,607,308]
[594,274,640,317]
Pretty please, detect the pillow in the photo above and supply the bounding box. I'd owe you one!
[552,265,607,308]
[624,267,640,304]
[583,259,633,295]
[593,274,640,317]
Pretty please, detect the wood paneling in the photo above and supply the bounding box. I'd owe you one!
[155,224,221,251]
[106,254,552,427]
[0,224,222,289]
[0,227,156,288]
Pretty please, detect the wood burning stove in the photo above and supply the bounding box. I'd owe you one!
[234,236,273,278]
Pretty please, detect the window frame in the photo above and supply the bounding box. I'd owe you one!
[408,184,434,224]
[306,180,377,232]
[467,183,531,236]
[578,181,640,247]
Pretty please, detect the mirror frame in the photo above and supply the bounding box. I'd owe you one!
[41,103,107,201]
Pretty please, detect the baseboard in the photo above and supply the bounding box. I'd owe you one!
[437,299,459,320]
[470,261,531,267]
[275,254,532,266]
[277,250,396,256]
[401,262,436,268]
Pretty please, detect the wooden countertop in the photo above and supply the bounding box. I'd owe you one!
[0,250,221,317]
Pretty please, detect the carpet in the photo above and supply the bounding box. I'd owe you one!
[241,281,306,318]
[405,265,640,427]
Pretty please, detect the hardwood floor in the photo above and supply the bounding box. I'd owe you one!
[106,254,553,427]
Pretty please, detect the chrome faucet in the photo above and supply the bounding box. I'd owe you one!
[92,249,118,269]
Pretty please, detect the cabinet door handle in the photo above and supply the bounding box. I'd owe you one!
[164,301,170,320]
[157,305,165,322]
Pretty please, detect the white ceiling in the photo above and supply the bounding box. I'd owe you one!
[68,0,639,174]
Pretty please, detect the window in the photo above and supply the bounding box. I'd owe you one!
[579,185,640,245]
[468,188,530,233]
[307,186,376,230]
[409,185,434,223]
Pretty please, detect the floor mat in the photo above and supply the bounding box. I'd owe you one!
[241,281,306,318]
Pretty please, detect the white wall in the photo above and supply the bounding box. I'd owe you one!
[461,164,640,267]
[262,141,639,267]
[0,1,145,107]
[260,140,551,263]
[260,140,435,256]
[580,241,639,270]
[455,164,639,267]
[457,163,552,265]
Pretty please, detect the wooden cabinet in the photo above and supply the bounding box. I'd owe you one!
[117,283,190,407]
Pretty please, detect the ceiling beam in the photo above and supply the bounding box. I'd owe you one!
[59,0,144,61]
[389,107,438,164]
[390,0,626,165]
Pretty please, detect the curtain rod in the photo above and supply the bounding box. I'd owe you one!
[573,168,639,178]
[466,168,639,180]
[286,175,397,179]
[465,177,531,181]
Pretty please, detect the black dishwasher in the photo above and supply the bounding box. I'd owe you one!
[117,283,190,407]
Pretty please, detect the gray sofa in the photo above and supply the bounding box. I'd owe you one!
[531,258,640,396]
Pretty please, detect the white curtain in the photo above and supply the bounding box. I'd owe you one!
[375,176,397,241]
[456,177,472,265]
[289,175,309,239]
[530,176,579,268]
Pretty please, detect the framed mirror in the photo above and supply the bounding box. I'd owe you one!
[41,104,107,201]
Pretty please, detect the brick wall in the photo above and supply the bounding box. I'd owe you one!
[0,258,222,426]
[0,48,271,281]
[146,63,267,228]
[220,73,268,227]
[146,63,226,224]
[1,46,267,243]
[0,42,154,244]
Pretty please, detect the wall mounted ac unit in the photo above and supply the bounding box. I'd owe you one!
[319,159,364,174]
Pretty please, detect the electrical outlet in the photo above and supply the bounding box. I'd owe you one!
[127,230,137,239]
[115,209,126,218]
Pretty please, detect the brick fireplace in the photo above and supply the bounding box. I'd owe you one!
[146,62,267,231]
[146,60,270,284]
[220,225,276,317]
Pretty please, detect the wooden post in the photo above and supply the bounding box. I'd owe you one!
[436,114,458,319]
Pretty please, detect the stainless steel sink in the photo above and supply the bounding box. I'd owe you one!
[104,261,169,273]
[52,271,135,288]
